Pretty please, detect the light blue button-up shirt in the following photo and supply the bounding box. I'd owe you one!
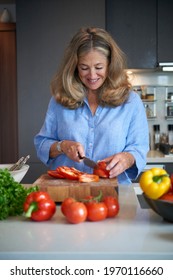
[34,91,149,184]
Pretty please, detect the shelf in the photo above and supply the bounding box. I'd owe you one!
[147,116,157,120]
[165,99,173,103]
[165,87,173,100]
[165,116,173,120]
[133,85,173,121]
[142,99,156,103]
[163,87,173,119]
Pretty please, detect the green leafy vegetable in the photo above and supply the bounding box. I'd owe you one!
[0,168,39,220]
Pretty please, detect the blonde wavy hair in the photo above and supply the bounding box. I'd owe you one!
[50,27,132,109]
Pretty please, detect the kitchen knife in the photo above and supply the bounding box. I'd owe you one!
[78,152,97,169]
[82,157,98,169]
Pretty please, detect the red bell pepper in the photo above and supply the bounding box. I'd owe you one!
[47,170,65,179]
[93,161,110,178]
[23,191,56,221]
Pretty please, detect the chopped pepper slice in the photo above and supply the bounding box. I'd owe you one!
[47,170,65,179]
[78,174,99,182]
[93,161,110,178]
[139,167,171,199]
[23,191,56,221]
[56,166,83,180]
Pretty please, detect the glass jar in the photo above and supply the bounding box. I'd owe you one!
[168,125,173,145]
[153,125,160,150]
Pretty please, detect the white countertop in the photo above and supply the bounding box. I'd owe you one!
[147,150,173,163]
[0,183,173,260]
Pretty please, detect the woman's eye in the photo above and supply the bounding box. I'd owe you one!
[79,66,88,70]
[79,66,103,71]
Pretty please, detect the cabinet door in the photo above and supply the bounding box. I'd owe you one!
[106,0,157,68]
[157,0,173,63]
[0,23,18,163]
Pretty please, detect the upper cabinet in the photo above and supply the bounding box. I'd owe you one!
[157,0,173,63]
[106,0,173,69]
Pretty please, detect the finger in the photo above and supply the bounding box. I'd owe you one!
[109,162,123,178]
[106,157,119,170]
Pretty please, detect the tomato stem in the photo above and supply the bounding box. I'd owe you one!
[80,190,103,203]
[93,190,103,202]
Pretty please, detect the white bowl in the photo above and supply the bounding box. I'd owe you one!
[0,164,29,183]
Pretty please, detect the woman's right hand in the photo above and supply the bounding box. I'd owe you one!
[50,140,85,162]
[62,140,85,162]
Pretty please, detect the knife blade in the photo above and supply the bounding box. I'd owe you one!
[78,152,97,169]
[82,156,97,168]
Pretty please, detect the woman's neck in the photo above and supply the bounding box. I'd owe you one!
[87,90,98,115]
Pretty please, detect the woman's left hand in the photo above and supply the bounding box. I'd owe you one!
[104,152,135,178]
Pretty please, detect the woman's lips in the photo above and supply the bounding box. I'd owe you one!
[87,78,99,84]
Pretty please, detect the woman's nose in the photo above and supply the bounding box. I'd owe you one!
[89,68,96,77]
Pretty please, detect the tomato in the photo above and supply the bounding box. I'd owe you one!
[61,197,76,216]
[65,201,87,224]
[103,196,119,218]
[47,170,65,179]
[93,161,110,178]
[159,191,173,202]
[85,201,108,221]
[78,174,99,182]
[57,166,79,180]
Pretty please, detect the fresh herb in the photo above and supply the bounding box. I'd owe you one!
[0,168,39,220]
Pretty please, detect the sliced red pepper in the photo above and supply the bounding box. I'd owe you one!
[78,174,99,182]
[23,191,56,221]
[57,166,80,180]
[49,166,100,182]
[70,167,84,176]
[47,170,65,179]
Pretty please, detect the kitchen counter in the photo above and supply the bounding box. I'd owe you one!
[147,150,173,163]
[0,183,173,260]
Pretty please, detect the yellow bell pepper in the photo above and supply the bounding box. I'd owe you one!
[139,167,171,199]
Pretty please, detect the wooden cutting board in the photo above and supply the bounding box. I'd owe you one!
[33,174,118,202]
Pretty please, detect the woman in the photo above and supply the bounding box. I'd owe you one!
[34,27,149,184]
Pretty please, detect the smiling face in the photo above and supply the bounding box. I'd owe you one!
[77,50,109,93]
